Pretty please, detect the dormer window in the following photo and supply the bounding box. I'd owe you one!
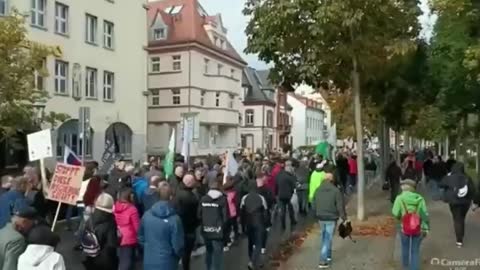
[153,28,166,40]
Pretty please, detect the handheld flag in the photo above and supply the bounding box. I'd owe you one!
[164,129,176,178]
[64,146,82,166]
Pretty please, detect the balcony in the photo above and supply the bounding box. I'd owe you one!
[278,123,291,134]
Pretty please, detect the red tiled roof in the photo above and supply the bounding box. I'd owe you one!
[147,0,246,65]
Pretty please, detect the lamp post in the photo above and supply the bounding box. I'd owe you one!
[32,103,46,129]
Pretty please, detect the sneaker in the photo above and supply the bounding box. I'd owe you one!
[326,258,332,263]
[247,262,254,270]
[318,262,330,268]
[223,246,230,252]
[261,248,266,254]
[456,242,463,248]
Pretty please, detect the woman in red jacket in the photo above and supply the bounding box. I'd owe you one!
[113,187,140,270]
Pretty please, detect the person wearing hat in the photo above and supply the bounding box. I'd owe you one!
[18,224,65,270]
[0,206,37,270]
[83,192,118,270]
[392,179,429,270]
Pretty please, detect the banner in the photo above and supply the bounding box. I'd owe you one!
[47,163,85,205]
[27,129,53,161]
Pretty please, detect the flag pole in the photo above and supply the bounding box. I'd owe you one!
[223,150,229,185]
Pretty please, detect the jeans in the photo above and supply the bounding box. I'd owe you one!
[319,221,336,263]
[182,234,196,270]
[279,198,296,230]
[400,234,422,270]
[205,239,224,270]
[224,218,239,245]
[297,189,308,214]
[365,170,375,187]
[449,204,470,243]
[247,225,264,267]
[118,245,136,270]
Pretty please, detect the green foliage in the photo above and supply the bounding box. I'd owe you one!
[0,11,59,137]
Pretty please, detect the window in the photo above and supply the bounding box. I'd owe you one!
[34,58,46,91]
[31,0,46,27]
[172,88,180,105]
[55,2,68,35]
[245,110,254,126]
[151,57,160,72]
[56,120,93,157]
[200,91,205,106]
[105,123,132,157]
[267,110,273,127]
[172,55,181,71]
[85,14,98,44]
[204,58,209,74]
[103,71,114,101]
[230,69,235,79]
[217,64,223,75]
[54,60,68,94]
[103,20,114,49]
[228,94,234,109]
[215,92,220,107]
[0,0,6,16]
[151,89,159,105]
[153,28,166,40]
[85,67,97,98]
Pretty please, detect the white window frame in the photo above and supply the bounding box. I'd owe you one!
[228,94,234,109]
[153,28,166,40]
[200,91,205,106]
[54,2,69,35]
[54,60,69,95]
[151,89,159,105]
[204,58,209,74]
[172,88,180,105]
[217,64,223,76]
[215,92,220,107]
[230,69,235,79]
[31,0,46,28]
[245,110,254,126]
[151,57,160,73]
[0,0,8,16]
[34,58,46,91]
[103,20,114,49]
[172,55,181,71]
[85,67,98,98]
[85,14,98,44]
[103,71,114,101]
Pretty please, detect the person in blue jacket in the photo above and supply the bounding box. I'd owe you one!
[138,181,184,270]
[0,176,30,229]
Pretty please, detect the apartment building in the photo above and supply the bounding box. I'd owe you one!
[3,0,148,166]
[146,0,247,156]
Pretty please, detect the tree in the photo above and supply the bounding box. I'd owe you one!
[244,0,420,220]
[0,11,66,141]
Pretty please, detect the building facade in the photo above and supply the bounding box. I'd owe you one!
[146,0,247,156]
[296,84,332,131]
[4,0,148,167]
[287,94,326,148]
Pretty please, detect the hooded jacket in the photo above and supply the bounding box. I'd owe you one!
[113,201,140,246]
[240,191,268,228]
[0,223,26,270]
[138,201,184,270]
[17,245,66,270]
[440,162,475,205]
[174,182,200,235]
[275,169,296,200]
[313,181,346,221]
[142,188,160,212]
[309,170,326,203]
[295,165,310,190]
[392,191,429,232]
[198,189,228,240]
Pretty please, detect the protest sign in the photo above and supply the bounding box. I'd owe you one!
[27,129,53,161]
[48,163,85,205]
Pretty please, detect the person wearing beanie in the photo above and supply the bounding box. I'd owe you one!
[83,192,118,270]
[113,188,140,270]
[18,225,66,270]
[173,174,200,270]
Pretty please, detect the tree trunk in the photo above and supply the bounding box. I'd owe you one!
[445,136,449,160]
[352,60,366,221]
[378,119,385,182]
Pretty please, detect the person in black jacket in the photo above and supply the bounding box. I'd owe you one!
[83,192,119,270]
[446,155,456,173]
[275,162,297,231]
[241,180,268,270]
[174,174,200,270]
[439,162,475,247]
[386,160,402,204]
[198,177,228,270]
[256,173,274,255]
[335,153,349,194]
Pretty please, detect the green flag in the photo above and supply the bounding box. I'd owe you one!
[163,129,175,178]
[315,141,330,160]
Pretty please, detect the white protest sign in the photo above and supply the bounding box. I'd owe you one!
[27,129,53,161]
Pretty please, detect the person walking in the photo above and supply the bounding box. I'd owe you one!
[82,193,119,270]
[295,157,310,215]
[174,174,200,270]
[430,156,448,200]
[386,160,403,204]
[312,173,347,268]
[142,175,163,212]
[198,178,228,270]
[18,224,66,270]
[168,165,185,194]
[256,173,275,255]
[0,207,36,270]
[113,188,140,270]
[309,163,326,203]
[347,154,358,192]
[275,161,297,231]
[240,180,268,270]
[138,182,184,270]
[392,179,429,270]
[439,162,475,247]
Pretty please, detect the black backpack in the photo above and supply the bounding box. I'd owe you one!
[80,220,101,257]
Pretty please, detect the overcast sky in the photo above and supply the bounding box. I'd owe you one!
[199,0,437,69]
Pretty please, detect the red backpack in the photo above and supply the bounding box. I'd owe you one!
[401,201,421,236]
